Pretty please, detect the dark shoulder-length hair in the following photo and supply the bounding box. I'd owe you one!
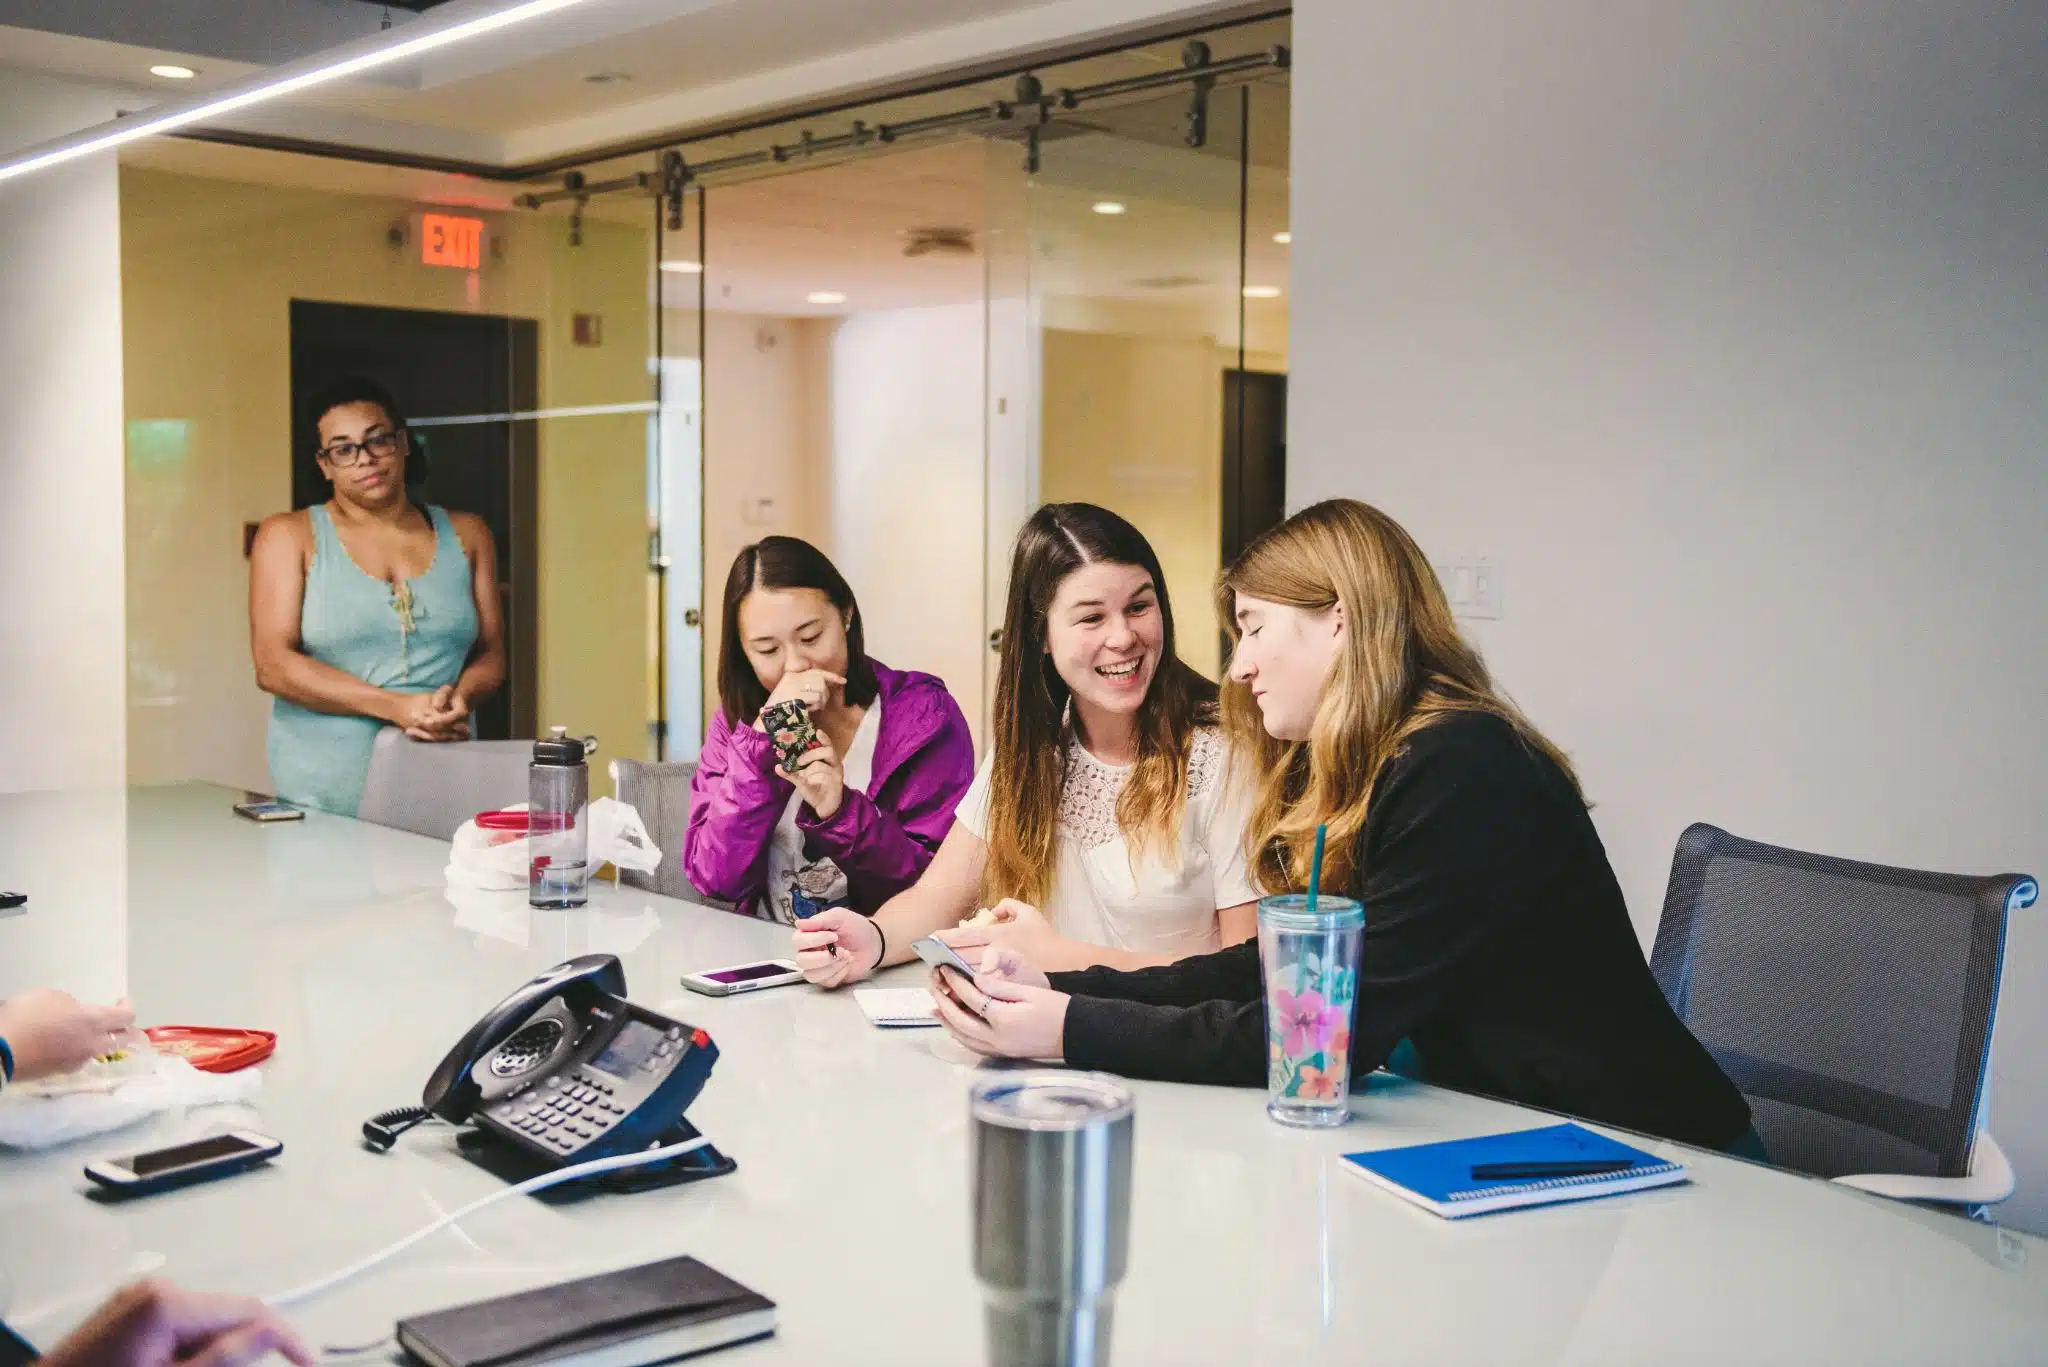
[983,502,1218,906]
[716,536,878,725]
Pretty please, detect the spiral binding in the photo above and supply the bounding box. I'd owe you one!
[1445,1160,1681,1202]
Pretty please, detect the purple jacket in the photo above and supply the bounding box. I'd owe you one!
[681,660,976,916]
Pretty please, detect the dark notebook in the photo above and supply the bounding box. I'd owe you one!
[396,1256,776,1367]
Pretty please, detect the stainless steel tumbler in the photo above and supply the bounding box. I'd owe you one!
[971,1071,1135,1367]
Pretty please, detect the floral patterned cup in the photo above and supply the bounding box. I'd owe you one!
[1259,893,1364,1128]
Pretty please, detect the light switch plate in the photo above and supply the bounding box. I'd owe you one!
[1433,555,1504,621]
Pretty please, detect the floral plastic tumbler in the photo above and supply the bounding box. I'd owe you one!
[1259,893,1364,1127]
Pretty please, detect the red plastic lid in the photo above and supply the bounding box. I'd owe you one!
[144,1026,277,1073]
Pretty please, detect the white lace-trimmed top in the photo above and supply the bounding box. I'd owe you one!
[954,725,1259,958]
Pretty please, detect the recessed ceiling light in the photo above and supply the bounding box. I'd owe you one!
[1272,231,1292,245]
[150,65,197,80]
[1091,201,1126,216]
[659,260,703,274]
[807,291,847,305]
[1242,285,1283,299]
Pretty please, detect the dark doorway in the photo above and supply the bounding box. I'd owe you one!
[289,300,539,742]
[1221,369,1288,564]
[1219,368,1288,669]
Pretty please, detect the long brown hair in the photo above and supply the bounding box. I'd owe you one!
[1218,499,1580,894]
[984,504,1218,907]
[715,536,878,725]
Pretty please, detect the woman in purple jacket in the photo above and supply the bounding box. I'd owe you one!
[683,536,975,923]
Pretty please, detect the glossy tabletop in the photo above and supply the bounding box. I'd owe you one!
[2,785,2044,1365]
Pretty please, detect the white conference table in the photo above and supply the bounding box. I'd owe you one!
[1,783,2045,1366]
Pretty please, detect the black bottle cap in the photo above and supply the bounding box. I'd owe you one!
[533,726,596,767]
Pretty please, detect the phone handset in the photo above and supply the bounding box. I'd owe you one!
[362,954,626,1151]
[422,954,626,1122]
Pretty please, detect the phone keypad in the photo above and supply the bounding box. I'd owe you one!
[491,1063,645,1154]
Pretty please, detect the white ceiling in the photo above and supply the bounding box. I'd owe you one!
[0,0,1272,169]
[91,2,1291,347]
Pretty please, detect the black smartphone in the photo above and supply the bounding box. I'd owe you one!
[84,1131,282,1197]
[233,793,304,823]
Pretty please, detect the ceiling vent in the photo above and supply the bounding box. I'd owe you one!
[903,226,977,258]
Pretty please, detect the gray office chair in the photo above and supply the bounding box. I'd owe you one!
[1650,822,2037,1210]
[609,757,732,909]
[356,729,531,841]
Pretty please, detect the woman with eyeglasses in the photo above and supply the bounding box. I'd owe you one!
[248,376,505,816]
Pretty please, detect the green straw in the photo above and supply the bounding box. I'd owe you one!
[1307,823,1327,914]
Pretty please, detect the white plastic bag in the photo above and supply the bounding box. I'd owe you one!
[0,1053,263,1151]
[444,798,661,891]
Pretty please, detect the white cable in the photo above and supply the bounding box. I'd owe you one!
[264,1136,712,1309]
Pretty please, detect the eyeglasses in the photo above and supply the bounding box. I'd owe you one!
[318,429,406,468]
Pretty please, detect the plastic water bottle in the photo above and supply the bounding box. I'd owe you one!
[529,727,595,909]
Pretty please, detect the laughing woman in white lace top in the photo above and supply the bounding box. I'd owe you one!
[792,503,1258,988]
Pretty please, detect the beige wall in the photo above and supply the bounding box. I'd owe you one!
[121,167,652,793]
[1291,0,2048,1233]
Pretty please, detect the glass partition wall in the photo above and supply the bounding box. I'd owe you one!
[119,144,665,795]
[118,16,1286,794]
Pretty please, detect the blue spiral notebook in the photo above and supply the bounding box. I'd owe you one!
[1340,1123,1688,1219]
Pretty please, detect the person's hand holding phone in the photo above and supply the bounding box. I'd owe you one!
[930,946,1067,1062]
[791,905,882,989]
[779,738,846,820]
[755,668,845,727]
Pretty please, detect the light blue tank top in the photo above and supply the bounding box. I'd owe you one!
[268,504,479,816]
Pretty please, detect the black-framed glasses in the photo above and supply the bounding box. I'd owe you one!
[318,428,406,468]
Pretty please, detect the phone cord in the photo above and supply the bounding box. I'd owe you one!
[360,1105,433,1152]
[265,1134,713,1309]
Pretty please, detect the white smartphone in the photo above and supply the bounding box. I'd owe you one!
[681,959,805,997]
[84,1130,282,1196]
[911,936,978,978]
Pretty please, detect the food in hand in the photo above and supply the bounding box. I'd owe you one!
[959,905,1010,929]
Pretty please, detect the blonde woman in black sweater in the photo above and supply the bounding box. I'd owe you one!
[932,498,1756,1153]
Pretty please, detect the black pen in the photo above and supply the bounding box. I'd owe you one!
[1470,1159,1635,1181]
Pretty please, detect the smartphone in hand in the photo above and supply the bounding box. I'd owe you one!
[760,699,825,771]
[912,937,988,1022]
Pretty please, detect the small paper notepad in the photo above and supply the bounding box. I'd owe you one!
[855,987,939,1028]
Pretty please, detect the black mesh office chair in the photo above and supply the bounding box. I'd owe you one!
[1650,823,2036,1209]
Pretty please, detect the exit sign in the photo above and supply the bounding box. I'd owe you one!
[420,213,485,270]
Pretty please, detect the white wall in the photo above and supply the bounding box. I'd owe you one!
[827,305,988,745]
[693,310,835,729]
[0,71,128,794]
[1290,0,2048,1230]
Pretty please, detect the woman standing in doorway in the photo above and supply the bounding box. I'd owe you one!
[249,376,505,817]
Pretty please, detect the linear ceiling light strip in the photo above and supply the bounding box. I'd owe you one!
[0,0,607,186]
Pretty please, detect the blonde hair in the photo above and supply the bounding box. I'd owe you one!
[984,504,1217,907]
[1217,499,1580,895]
